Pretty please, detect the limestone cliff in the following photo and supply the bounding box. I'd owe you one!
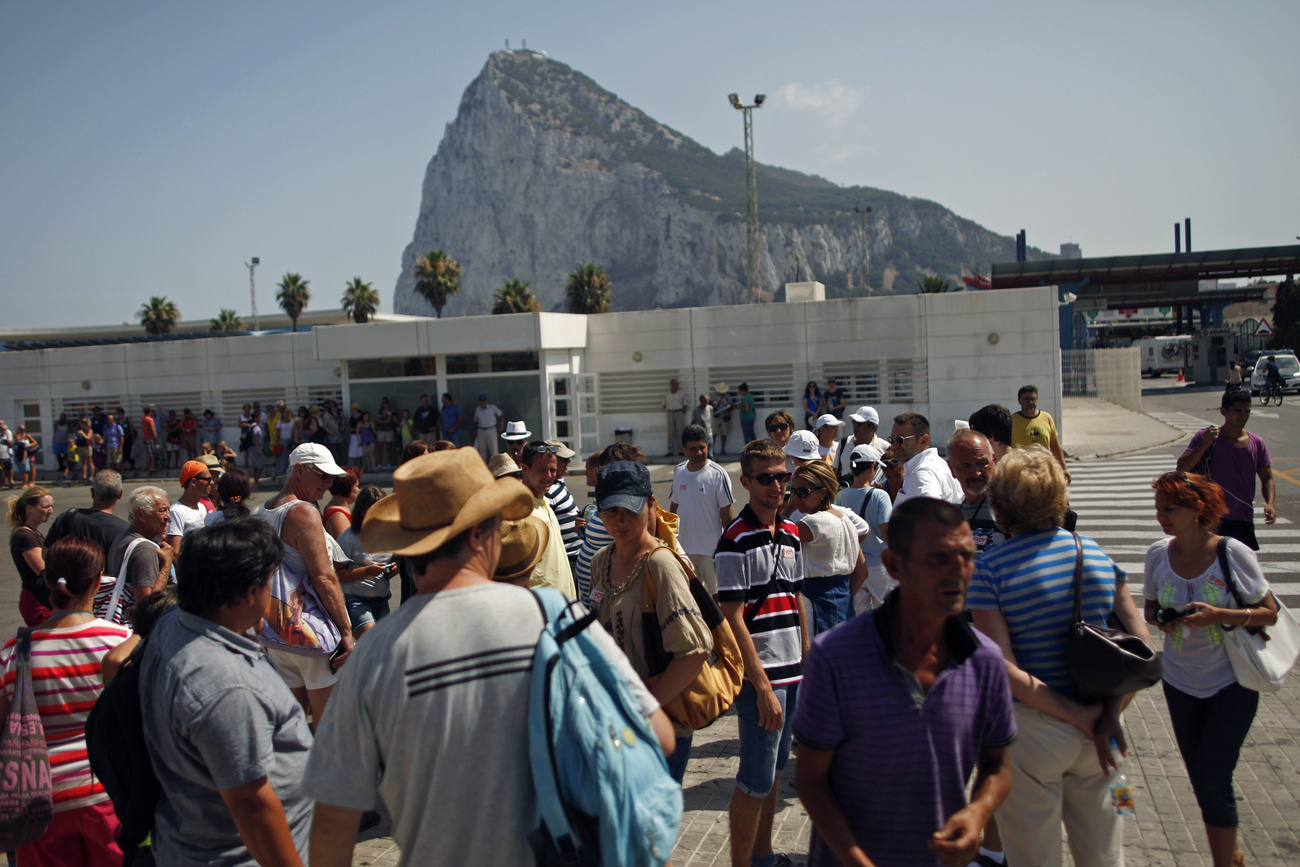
[395,50,1049,317]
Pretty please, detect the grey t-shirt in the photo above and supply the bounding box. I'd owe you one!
[105,530,163,590]
[141,609,313,867]
[305,582,657,867]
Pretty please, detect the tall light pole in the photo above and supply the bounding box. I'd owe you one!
[854,206,872,294]
[729,93,765,303]
[246,257,260,331]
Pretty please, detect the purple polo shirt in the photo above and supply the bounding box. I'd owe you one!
[793,593,1015,867]
[1186,429,1270,522]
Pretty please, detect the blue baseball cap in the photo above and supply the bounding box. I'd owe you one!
[595,461,653,514]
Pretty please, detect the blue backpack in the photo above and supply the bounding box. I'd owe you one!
[528,588,682,867]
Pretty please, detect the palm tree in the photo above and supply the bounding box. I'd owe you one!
[566,263,612,314]
[276,273,311,332]
[916,275,959,294]
[137,296,181,335]
[209,308,244,332]
[341,277,380,324]
[492,278,541,315]
[410,250,461,318]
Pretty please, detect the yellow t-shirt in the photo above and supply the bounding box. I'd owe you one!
[1011,410,1059,450]
[528,499,577,598]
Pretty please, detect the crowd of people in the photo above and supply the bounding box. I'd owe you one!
[0,382,1286,867]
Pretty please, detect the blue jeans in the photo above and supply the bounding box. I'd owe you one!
[802,575,852,637]
[735,680,798,797]
[1163,680,1259,827]
[741,418,756,443]
[665,733,693,784]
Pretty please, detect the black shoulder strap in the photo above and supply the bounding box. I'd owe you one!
[1070,532,1085,625]
[1216,538,1250,615]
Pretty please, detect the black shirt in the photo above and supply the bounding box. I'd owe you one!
[44,508,130,562]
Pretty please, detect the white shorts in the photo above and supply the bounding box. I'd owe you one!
[265,646,336,691]
[686,553,719,596]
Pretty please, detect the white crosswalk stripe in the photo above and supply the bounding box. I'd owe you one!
[1145,411,1214,433]
[1066,455,1300,602]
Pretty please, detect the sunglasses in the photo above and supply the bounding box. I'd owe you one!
[522,442,560,459]
[887,434,916,445]
[766,423,791,433]
[790,486,824,499]
[745,471,792,486]
[1162,471,1202,497]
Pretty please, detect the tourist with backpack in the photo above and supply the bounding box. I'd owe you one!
[139,520,312,867]
[305,448,676,867]
[588,460,717,783]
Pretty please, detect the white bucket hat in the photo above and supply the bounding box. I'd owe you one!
[783,430,821,461]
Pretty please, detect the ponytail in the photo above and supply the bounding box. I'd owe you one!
[44,537,103,610]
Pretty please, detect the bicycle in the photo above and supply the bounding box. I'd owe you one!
[1259,380,1284,406]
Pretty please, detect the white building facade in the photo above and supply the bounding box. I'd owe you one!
[1,287,1062,467]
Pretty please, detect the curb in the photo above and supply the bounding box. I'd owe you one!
[1066,432,1187,462]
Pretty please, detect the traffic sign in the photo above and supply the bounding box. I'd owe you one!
[1255,319,1275,337]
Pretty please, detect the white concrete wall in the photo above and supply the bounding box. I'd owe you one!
[584,287,1060,451]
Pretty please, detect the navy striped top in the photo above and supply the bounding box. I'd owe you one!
[967,528,1124,699]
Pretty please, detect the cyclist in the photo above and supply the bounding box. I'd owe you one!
[1264,355,1285,400]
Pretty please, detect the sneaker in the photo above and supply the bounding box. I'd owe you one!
[359,810,382,833]
[973,854,1007,867]
[773,856,797,867]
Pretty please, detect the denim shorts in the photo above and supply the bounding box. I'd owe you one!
[345,594,391,630]
[735,680,799,797]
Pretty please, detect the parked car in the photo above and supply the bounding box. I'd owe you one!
[1250,353,1300,395]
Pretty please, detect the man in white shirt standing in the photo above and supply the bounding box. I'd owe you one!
[888,412,963,507]
[670,424,735,595]
[472,393,504,462]
[165,460,214,556]
[662,378,689,458]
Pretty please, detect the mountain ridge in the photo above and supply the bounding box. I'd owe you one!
[394,50,1050,317]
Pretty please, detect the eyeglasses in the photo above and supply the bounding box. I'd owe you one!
[745,471,792,486]
[790,486,823,499]
[766,423,791,433]
[887,434,916,445]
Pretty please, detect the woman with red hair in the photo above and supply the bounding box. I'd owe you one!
[1144,471,1278,867]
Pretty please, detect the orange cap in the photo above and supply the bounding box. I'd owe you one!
[179,460,210,487]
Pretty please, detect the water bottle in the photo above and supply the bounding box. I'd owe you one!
[1108,738,1135,818]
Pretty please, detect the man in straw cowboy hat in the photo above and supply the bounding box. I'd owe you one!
[304,446,673,866]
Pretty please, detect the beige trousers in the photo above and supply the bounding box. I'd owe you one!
[997,705,1124,867]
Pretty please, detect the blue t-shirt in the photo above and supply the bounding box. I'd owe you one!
[440,403,461,434]
[794,596,1016,867]
[967,528,1124,699]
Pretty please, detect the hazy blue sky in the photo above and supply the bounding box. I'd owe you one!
[3,1,1297,328]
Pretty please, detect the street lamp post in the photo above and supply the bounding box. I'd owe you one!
[246,257,260,331]
[729,93,765,303]
[854,206,872,294]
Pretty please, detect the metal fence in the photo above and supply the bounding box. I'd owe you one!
[1061,347,1142,413]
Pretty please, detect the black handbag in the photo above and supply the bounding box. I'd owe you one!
[1064,532,1162,701]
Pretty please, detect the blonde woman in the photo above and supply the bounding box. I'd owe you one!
[789,460,868,636]
[8,485,54,625]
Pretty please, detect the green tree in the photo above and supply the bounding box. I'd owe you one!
[137,296,181,335]
[565,263,612,314]
[411,250,461,318]
[276,273,311,332]
[492,278,541,315]
[341,277,380,324]
[209,308,244,332]
[915,275,959,294]
[1272,274,1300,350]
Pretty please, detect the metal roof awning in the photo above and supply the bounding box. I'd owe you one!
[991,244,1295,309]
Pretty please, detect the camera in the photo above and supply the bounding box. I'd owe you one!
[1154,606,1189,625]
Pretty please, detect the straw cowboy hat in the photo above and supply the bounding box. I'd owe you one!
[494,516,549,583]
[361,447,532,557]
